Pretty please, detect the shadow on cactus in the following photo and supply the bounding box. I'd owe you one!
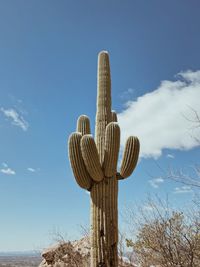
[68,51,140,267]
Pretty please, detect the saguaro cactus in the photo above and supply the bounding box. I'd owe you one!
[68,51,140,267]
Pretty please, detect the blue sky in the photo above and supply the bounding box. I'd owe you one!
[0,0,200,251]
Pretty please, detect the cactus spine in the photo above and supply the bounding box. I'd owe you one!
[68,51,140,267]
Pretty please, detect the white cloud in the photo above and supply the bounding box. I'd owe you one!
[1,167,16,175]
[173,185,193,194]
[1,108,29,131]
[166,154,175,159]
[118,70,200,158]
[1,163,16,175]
[149,177,164,188]
[27,167,36,172]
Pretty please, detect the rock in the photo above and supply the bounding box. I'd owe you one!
[38,237,90,267]
[39,236,135,267]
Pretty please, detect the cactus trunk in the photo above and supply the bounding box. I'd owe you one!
[91,179,118,267]
[68,51,140,267]
[90,52,118,267]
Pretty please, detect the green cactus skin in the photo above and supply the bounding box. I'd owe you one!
[77,115,91,135]
[68,132,92,190]
[120,136,140,179]
[68,51,140,267]
[104,122,120,178]
[81,135,104,182]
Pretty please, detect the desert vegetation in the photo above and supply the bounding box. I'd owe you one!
[124,196,200,267]
[38,194,200,267]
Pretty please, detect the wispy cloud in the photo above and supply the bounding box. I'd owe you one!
[27,167,36,172]
[118,70,200,158]
[173,185,193,194]
[166,154,175,159]
[1,108,29,131]
[149,177,164,188]
[0,163,16,175]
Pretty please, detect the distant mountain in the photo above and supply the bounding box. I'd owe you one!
[0,250,40,256]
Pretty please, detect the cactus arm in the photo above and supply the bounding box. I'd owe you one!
[103,122,120,177]
[119,136,140,179]
[68,132,92,189]
[77,115,91,135]
[111,110,117,122]
[81,135,104,182]
[95,51,112,164]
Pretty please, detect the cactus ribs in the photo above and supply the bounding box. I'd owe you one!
[68,51,140,267]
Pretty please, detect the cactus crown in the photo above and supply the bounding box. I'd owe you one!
[68,51,140,190]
